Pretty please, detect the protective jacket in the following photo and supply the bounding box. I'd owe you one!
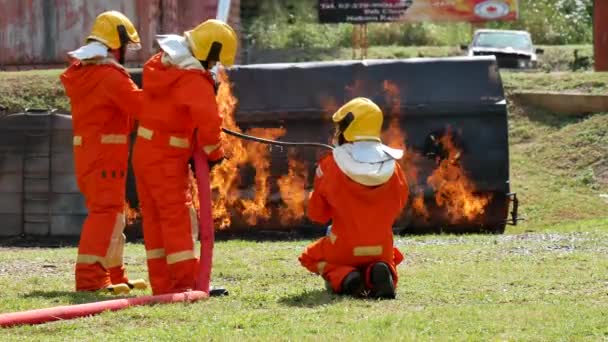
[61,54,141,291]
[299,142,408,292]
[133,36,223,295]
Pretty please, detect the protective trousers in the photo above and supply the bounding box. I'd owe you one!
[133,127,199,295]
[299,235,404,293]
[74,135,130,291]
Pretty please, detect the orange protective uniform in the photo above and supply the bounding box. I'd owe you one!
[133,53,223,295]
[61,60,142,291]
[299,154,408,292]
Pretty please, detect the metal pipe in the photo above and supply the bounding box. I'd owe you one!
[221,128,334,150]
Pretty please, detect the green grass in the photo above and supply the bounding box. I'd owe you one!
[0,69,67,112]
[506,92,608,231]
[1,228,607,340]
[503,70,608,95]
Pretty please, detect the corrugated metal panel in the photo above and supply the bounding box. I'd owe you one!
[0,0,241,69]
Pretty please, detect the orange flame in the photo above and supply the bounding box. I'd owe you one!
[277,153,309,225]
[124,201,140,225]
[210,70,288,227]
[381,81,428,219]
[427,130,492,222]
[189,169,200,214]
[210,69,247,228]
[240,127,286,225]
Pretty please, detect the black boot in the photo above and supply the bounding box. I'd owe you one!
[341,271,365,297]
[370,262,396,299]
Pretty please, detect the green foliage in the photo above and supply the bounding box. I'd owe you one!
[244,0,593,49]
[487,0,593,45]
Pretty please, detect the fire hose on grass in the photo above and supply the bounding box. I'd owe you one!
[0,291,208,328]
[0,129,330,328]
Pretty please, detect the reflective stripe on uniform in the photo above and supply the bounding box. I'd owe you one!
[317,261,327,274]
[137,126,154,140]
[73,136,83,146]
[105,213,126,268]
[101,134,128,144]
[315,166,323,178]
[328,232,337,244]
[169,136,189,149]
[138,125,190,148]
[166,250,196,264]
[73,134,127,145]
[353,245,383,257]
[203,144,219,154]
[189,207,199,243]
[146,248,166,260]
[76,254,106,266]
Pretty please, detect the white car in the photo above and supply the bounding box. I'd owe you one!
[462,29,544,69]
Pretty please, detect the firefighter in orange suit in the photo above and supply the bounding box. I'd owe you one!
[61,11,147,294]
[299,97,409,299]
[133,20,237,295]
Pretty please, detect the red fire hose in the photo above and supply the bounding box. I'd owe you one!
[193,147,214,293]
[0,291,207,328]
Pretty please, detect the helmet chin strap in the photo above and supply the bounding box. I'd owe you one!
[335,112,355,145]
[116,24,129,65]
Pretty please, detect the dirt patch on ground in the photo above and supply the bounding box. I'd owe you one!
[593,160,608,187]
[0,258,69,277]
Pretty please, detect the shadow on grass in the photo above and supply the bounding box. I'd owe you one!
[279,288,345,308]
[21,290,132,305]
[509,97,588,128]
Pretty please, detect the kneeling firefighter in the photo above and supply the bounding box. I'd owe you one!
[299,97,409,299]
[60,11,147,294]
[133,20,237,295]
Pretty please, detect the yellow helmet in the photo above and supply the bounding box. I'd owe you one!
[87,11,140,50]
[332,97,383,143]
[185,19,238,67]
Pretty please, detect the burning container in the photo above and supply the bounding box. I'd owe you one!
[218,56,518,233]
[133,56,518,234]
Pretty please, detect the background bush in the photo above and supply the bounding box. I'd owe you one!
[244,0,593,49]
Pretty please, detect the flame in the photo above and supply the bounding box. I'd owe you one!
[240,127,286,225]
[412,196,430,221]
[124,201,140,225]
[427,130,492,222]
[277,153,309,225]
[189,168,200,214]
[210,69,287,227]
[210,69,247,228]
[381,81,428,219]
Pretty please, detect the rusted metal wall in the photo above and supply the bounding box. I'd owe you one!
[594,0,608,71]
[0,0,241,70]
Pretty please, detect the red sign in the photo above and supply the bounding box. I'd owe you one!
[318,0,519,23]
